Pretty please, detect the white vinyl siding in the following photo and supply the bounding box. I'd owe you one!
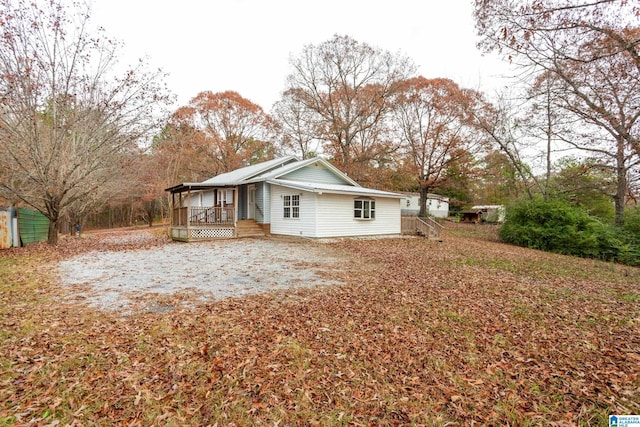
[270,186,317,237]
[428,199,449,218]
[193,192,202,207]
[191,190,214,207]
[315,193,400,237]
[280,163,350,185]
[256,182,270,224]
[270,185,400,238]
[401,195,449,218]
[202,190,214,207]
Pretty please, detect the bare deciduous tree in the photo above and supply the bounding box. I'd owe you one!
[285,34,415,182]
[271,88,320,160]
[474,0,640,223]
[0,0,171,243]
[470,93,544,200]
[392,77,482,216]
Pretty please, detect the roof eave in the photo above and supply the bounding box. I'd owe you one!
[165,183,196,193]
[268,179,404,198]
[164,182,234,193]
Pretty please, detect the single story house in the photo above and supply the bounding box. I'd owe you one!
[401,193,450,218]
[165,156,404,241]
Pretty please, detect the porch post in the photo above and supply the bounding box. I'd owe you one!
[169,192,174,228]
[186,188,191,239]
[234,186,238,227]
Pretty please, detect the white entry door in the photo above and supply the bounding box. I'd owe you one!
[248,185,256,219]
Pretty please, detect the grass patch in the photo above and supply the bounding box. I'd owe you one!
[619,292,640,302]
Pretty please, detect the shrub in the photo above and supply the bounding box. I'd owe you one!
[623,207,640,237]
[499,198,626,262]
[617,207,640,266]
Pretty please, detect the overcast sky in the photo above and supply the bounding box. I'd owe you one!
[91,0,514,111]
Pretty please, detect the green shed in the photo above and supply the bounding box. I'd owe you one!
[18,208,49,245]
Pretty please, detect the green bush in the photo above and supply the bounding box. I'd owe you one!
[617,207,640,265]
[499,198,632,263]
[623,207,640,237]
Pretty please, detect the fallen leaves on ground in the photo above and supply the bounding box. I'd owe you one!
[0,224,638,426]
[1,226,170,262]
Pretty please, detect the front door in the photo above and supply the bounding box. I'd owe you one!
[247,185,256,219]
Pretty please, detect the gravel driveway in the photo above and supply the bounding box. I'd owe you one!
[58,232,346,313]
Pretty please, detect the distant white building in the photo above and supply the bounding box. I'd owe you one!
[401,193,450,218]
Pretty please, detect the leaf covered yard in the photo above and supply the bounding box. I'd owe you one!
[0,226,638,426]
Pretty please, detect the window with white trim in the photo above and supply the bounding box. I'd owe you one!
[217,189,234,206]
[354,198,375,220]
[283,195,300,219]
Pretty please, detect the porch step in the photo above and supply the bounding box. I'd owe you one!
[416,228,443,242]
[236,220,265,238]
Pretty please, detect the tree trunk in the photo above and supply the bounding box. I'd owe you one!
[45,197,61,244]
[614,138,626,226]
[48,218,59,244]
[419,184,430,217]
[147,208,154,227]
[545,86,552,199]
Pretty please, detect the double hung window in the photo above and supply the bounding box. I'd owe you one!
[283,195,300,219]
[354,199,375,220]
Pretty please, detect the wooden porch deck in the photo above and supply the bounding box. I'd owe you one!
[170,207,264,241]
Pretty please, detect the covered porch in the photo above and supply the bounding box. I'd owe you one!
[171,205,237,241]
[167,182,261,241]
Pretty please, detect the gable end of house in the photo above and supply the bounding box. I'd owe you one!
[276,161,354,186]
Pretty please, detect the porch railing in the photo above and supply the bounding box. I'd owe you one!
[416,216,443,240]
[401,215,444,240]
[172,206,235,226]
